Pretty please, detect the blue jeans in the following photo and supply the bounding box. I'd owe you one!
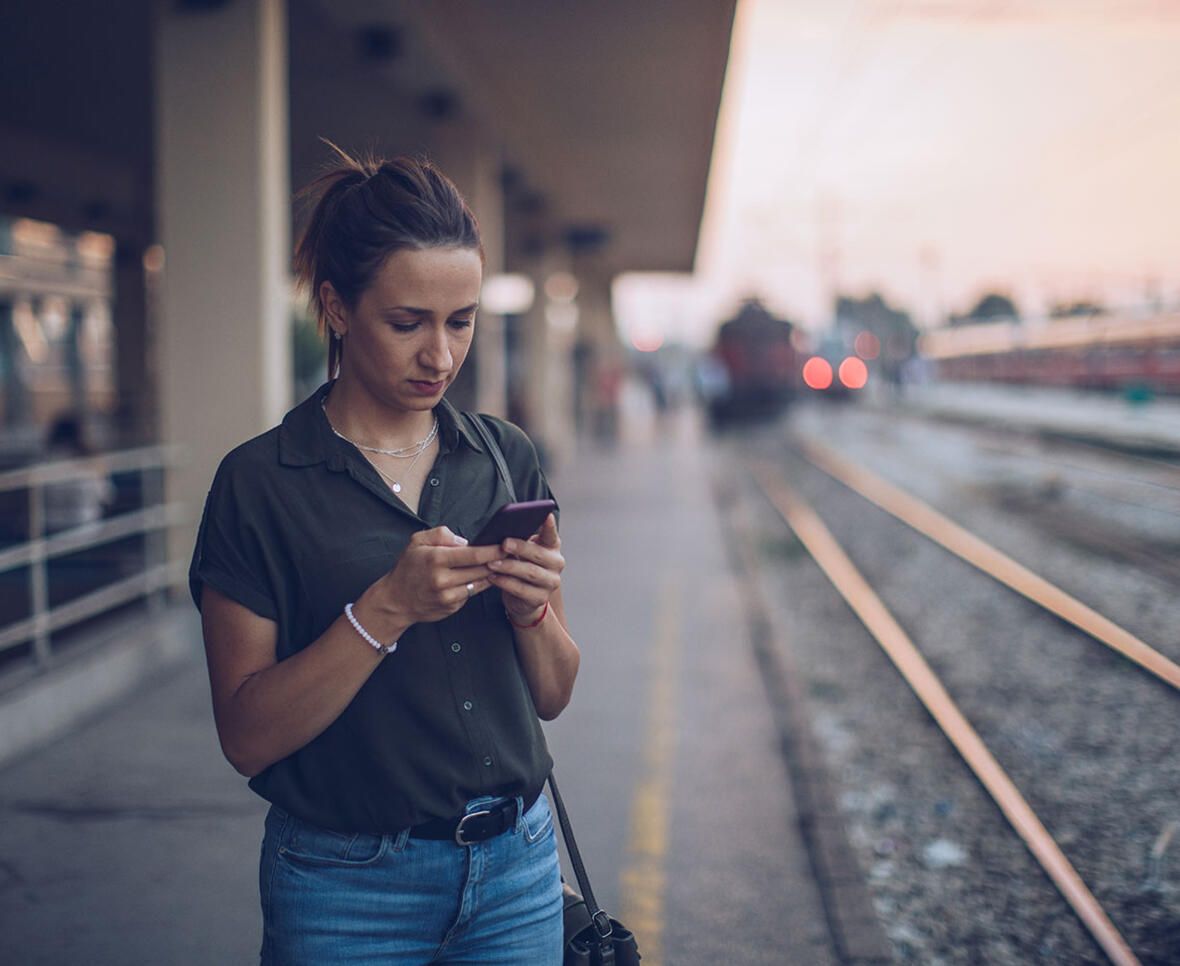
[259,794,563,965]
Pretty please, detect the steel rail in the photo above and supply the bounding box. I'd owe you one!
[0,444,185,667]
[797,437,1180,693]
[0,503,186,577]
[750,460,1141,966]
[0,445,182,492]
[0,560,186,653]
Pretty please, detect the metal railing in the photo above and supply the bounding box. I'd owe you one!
[0,445,186,668]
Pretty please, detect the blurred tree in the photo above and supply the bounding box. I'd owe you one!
[834,292,918,360]
[1049,300,1105,318]
[949,292,1019,326]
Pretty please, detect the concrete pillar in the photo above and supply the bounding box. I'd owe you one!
[567,265,622,446]
[1,299,17,429]
[156,0,291,570]
[112,239,155,446]
[512,257,580,467]
[65,302,86,418]
[515,264,549,455]
[469,153,508,419]
[1,297,33,430]
[429,123,508,417]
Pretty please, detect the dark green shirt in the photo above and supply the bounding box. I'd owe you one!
[189,383,555,833]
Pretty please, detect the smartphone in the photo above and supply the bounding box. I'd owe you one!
[471,499,557,546]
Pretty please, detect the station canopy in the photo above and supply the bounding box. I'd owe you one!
[1,0,736,277]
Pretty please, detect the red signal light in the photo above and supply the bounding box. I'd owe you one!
[802,357,834,390]
[839,356,868,389]
[853,331,881,360]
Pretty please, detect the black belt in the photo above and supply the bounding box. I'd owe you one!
[409,790,541,846]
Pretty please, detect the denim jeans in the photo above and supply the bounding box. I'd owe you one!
[259,794,563,965]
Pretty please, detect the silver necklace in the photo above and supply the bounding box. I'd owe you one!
[321,398,439,457]
[367,438,434,495]
[320,398,438,495]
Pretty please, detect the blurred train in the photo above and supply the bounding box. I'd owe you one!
[917,312,1180,395]
[700,300,884,424]
[700,300,798,424]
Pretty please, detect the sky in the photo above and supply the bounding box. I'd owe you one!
[615,0,1180,348]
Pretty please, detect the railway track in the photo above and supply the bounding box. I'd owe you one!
[889,414,1180,589]
[724,421,1180,964]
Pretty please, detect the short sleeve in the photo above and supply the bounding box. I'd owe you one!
[188,458,279,621]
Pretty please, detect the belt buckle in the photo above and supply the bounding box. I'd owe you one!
[454,808,493,846]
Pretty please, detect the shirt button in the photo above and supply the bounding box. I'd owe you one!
[451,642,462,653]
[429,478,440,487]
[483,757,493,767]
[463,701,473,711]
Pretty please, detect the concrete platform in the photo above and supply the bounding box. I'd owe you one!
[0,405,851,965]
[891,381,1180,457]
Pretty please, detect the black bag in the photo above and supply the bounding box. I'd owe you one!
[548,774,642,966]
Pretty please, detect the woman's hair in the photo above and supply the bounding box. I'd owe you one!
[293,144,483,379]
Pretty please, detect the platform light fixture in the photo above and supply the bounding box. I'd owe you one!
[544,271,578,303]
[629,325,664,352]
[481,273,534,315]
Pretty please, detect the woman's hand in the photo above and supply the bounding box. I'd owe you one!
[486,514,563,625]
[487,513,578,718]
[200,526,509,778]
[359,526,504,631]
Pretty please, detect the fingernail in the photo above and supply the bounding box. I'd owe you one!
[454,535,468,546]
[504,539,518,553]
[489,559,502,569]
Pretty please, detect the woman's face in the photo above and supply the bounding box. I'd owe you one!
[326,246,483,415]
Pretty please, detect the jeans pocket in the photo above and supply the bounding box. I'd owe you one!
[522,793,555,844]
[278,814,389,868]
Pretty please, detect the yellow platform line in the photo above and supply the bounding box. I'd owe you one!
[618,572,681,966]
[798,437,1180,693]
[751,460,1141,966]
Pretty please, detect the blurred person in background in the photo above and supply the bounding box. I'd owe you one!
[190,150,579,965]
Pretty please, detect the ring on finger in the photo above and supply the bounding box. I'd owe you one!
[465,582,475,598]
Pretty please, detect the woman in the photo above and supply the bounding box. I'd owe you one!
[189,150,579,965]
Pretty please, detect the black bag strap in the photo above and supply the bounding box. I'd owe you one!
[548,772,614,943]
[464,412,517,502]
[466,412,613,948]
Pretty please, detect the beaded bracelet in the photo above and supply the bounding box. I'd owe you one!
[505,599,549,630]
[344,602,398,655]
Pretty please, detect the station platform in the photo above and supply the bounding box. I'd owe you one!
[890,381,1180,457]
[2,378,1171,964]
[0,403,853,965]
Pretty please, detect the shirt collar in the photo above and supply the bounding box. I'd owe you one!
[278,382,483,469]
